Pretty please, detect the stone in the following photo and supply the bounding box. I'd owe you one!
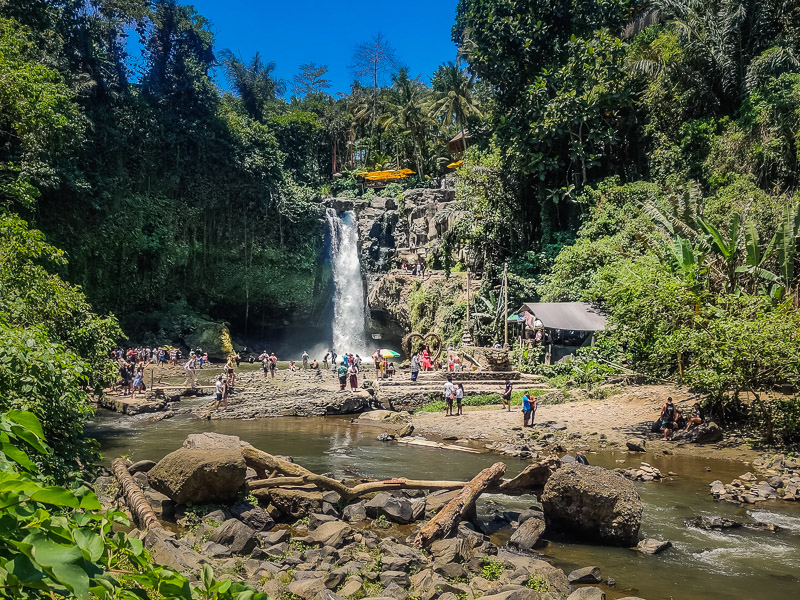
[148,448,246,505]
[626,439,646,452]
[307,521,352,548]
[144,528,204,572]
[567,588,605,600]
[508,516,545,550]
[635,538,672,555]
[128,459,157,474]
[265,487,324,517]
[133,471,149,489]
[516,509,544,525]
[208,519,257,555]
[200,542,232,558]
[258,528,289,546]
[685,516,741,530]
[343,502,368,523]
[337,578,362,597]
[286,578,329,600]
[425,489,461,515]
[376,433,395,442]
[143,489,175,520]
[230,503,274,532]
[382,583,408,599]
[672,421,723,444]
[364,492,414,524]
[430,538,464,564]
[308,513,338,529]
[542,464,642,546]
[568,566,602,584]
[380,570,410,586]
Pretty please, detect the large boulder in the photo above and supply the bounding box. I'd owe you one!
[364,492,415,524]
[183,432,247,451]
[672,422,723,444]
[508,516,545,550]
[541,464,642,546]
[148,448,246,505]
[183,318,234,360]
[208,518,257,554]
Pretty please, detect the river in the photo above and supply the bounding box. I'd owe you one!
[89,409,800,600]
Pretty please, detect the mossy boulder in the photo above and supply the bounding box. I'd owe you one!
[183,319,234,359]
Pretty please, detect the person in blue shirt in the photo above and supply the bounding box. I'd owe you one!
[522,391,532,427]
[500,378,513,411]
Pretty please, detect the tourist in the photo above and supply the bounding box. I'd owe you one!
[269,352,277,378]
[660,397,677,441]
[322,352,329,369]
[685,402,704,431]
[354,354,362,369]
[235,352,241,367]
[500,378,513,411]
[443,375,456,416]
[343,353,349,368]
[421,346,432,371]
[289,360,297,372]
[337,361,347,390]
[529,391,537,426]
[225,354,236,387]
[330,350,337,369]
[183,355,197,386]
[260,352,269,379]
[410,351,420,382]
[302,351,309,369]
[387,362,395,378]
[311,359,319,370]
[214,375,227,409]
[522,390,532,427]
[456,383,464,416]
[131,365,144,399]
[448,354,455,372]
[348,361,359,391]
[372,349,382,379]
[454,354,462,372]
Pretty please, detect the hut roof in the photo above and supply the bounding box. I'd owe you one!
[517,302,607,332]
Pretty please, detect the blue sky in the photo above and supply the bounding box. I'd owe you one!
[176,0,460,95]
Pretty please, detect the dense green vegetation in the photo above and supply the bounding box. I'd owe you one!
[2,1,800,445]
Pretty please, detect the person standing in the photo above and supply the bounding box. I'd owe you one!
[348,361,359,391]
[183,355,196,386]
[225,354,236,388]
[443,375,456,416]
[330,350,337,370]
[529,391,537,426]
[214,375,227,409]
[261,352,269,379]
[269,352,277,378]
[410,352,420,382]
[660,397,677,440]
[500,378,513,411]
[522,391,532,427]
[302,351,309,369]
[323,352,330,369]
[337,361,347,391]
[456,383,464,416]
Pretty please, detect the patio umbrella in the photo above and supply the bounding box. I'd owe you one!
[380,349,401,358]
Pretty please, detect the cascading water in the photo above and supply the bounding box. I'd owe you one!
[326,208,369,356]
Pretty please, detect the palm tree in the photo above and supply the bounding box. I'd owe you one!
[427,61,483,150]
[219,49,285,121]
[379,69,432,176]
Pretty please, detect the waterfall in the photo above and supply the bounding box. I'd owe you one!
[326,208,369,356]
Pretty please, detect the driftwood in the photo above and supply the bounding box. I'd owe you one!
[494,456,561,495]
[243,446,557,500]
[111,458,163,531]
[414,461,506,548]
[243,446,466,500]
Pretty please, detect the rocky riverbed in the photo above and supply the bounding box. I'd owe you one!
[99,432,654,600]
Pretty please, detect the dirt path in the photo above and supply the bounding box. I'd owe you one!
[411,384,762,463]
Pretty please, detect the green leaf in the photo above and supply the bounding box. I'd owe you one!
[201,563,214,591]
[73,529,104,562]
[6,410,45,441]
[29,487,81,508]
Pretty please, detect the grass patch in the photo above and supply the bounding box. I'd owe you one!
[418,390,548,412]
[480,556,504,581]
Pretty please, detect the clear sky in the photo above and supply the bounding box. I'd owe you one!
[184,0,460,95]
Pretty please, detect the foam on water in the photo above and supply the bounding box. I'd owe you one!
[748,509,800,533]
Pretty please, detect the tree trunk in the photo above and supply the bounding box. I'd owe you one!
[413,461,506,548]
[111,458,164,532]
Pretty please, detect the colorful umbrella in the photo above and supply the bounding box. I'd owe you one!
[380,349,401,358]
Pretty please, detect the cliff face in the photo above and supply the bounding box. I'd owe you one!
[328,188,459,340]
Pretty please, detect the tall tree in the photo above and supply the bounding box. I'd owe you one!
[428,61,482,148]
[220,49,285,121]
[292,61,331,97]
[380,68,432,176]
[350,32,399,163]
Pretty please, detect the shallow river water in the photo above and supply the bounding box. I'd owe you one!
[89,410,800,600]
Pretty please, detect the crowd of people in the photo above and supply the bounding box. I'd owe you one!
[657,397,705,440]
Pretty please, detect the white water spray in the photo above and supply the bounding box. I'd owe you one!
[326,208,369,356]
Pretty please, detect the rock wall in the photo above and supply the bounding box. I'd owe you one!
[328,188,458,339]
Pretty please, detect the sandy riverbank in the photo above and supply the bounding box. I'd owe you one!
[410,384,763,463]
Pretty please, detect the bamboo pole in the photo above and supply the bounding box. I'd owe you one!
[111,458,163,531]
[413,461,506,548]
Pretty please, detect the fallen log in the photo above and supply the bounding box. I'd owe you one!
[493,455,561,495]
[111,458,163,531]
[248,476,309,488]
[414,461,506,548]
